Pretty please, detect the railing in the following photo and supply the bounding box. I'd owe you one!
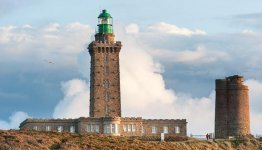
[190,133,214,140]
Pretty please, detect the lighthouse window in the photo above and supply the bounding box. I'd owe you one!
[105,105,109,115]
[104,80,109,88]
[106,56,109,63]
[104,55,109,64]
[105,92,109,101]
[99,18,110,24]
[105,66,109,76]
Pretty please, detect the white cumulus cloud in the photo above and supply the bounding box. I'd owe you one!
[117,31,215,134]
[43,23,60,32]
[245,79,262,134]
[0,111,29,130]
[125,23,139,34]
[53,79,89,119]
[150,46,229,64]
[148,22,206,36]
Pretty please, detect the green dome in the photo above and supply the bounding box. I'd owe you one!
[98,10,112,18]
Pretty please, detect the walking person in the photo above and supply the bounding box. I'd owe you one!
[206,133,209,140]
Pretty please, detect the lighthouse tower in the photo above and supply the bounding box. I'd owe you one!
[19,9,187,137]
[88,10,122,118]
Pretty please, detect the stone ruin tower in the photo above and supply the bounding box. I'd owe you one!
[88,10,122,118]
[215,75,250,139]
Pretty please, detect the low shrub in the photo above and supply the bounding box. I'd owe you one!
[230,139,244,148]
[138,135,188,142]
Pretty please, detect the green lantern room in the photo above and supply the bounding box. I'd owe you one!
[98,10,113,34]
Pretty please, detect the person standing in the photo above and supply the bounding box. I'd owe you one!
[206,133,209,140]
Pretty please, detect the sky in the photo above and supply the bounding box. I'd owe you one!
[0,0,262,135]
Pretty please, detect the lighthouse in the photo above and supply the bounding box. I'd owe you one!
[88,10,122,118]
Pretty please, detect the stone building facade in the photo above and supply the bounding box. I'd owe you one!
[19,10,187,137]
[215,75,250,139]
[20,118,187,136]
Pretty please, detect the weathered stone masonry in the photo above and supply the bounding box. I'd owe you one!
[20,118,187,136]
[89,33,122,118]
[215,75,250,139]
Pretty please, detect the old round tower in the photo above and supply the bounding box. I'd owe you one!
[215,75,250,139]
[88,10,122,118]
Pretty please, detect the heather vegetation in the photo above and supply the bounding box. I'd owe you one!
[0,130,261,150]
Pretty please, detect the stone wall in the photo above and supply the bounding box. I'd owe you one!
[88,33,122,118]
[20,117,187,137]
[215,75,250,139]
[120,117,143,136]
[77,117,103,134]
[20,119,78,133]
[143,119,187,136]
[215,79,228,138]
[227,76,250,137]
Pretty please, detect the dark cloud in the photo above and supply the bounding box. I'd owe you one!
[0,23,92,120]
[0,64,80,120]
[131,31,262,97]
